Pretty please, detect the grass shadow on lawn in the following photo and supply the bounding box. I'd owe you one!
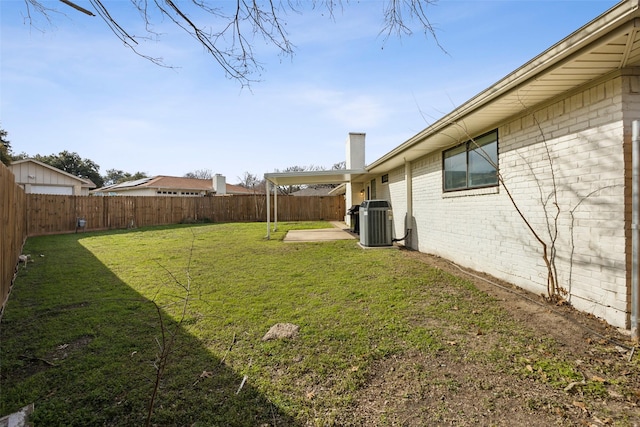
[0,229,301,426]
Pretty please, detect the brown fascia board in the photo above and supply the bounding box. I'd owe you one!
[367,0,640,174]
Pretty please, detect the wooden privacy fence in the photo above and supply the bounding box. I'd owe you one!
[26,194,346,236]
[1,163,27,315]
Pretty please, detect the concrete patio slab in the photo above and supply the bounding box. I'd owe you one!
[283,222,356,242]
[283,228,356,242]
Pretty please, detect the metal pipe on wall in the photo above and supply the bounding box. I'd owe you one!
[405,159,413,247]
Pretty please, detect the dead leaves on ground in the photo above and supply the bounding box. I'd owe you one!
[192,369,214,386]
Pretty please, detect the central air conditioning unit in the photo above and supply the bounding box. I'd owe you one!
[359,200,393,247]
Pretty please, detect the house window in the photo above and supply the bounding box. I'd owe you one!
[381,174,389,183]
[443,130,498,192]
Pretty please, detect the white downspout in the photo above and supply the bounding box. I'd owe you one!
[632,120,639,342]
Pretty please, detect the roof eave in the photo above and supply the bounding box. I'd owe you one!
[367,0,640,174]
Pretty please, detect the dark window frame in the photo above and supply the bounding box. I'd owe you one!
[442,129,499,192]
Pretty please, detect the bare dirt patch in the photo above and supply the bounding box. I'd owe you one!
[338,251,639,426]
[15,335,93,380]
[44,335,93,363]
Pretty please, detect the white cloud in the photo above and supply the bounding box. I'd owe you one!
[286,86,386,129]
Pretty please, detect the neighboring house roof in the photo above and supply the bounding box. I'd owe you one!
[141,176,216,191]
[93,175,257,195]
[226,183,257,194]
[368,0,640,174]
[10,158,96,188]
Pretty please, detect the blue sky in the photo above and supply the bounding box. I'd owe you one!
[1,0,619,184]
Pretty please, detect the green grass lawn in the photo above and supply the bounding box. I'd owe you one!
[0,222,637,426]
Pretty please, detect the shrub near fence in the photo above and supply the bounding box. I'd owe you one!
[1,163,27,315]
[26,194,346,236]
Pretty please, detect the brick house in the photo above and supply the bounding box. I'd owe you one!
[368,0,640,330]
[267,0,640,332]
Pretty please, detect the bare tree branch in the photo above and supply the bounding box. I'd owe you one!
[146,228,196,426]
[23,0,57,30]
[429,108,561,302]
[19,1,443,87]
[59,0,95,16]
[381,0,445,53]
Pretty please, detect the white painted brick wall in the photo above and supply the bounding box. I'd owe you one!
[384,73,632,328]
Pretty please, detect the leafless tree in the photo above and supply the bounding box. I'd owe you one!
[329,160,345,171]
[237,171,262,190]
[146,229,195,427]
[237,171,266,218]
[423,104,562,302]
[21,0,440,86]
[184,169,213,179]
[445,112,619,305]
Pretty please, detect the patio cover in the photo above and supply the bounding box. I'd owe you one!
[264,169,368,239]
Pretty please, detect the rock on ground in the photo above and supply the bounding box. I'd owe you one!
[262,323,299,341]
